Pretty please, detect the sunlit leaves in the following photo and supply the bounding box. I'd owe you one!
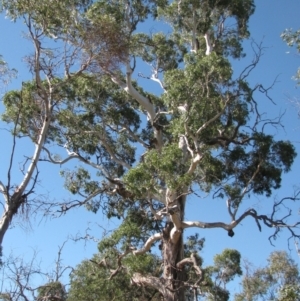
[278,284,300,301]
[60,167,98,195]
[235,251,300,301]
[98,208,158,252]
[212,249,242,283]
[217,133,296,200]
[0,55,17,88]
[1,0,91,34]
[68,253,161,301]
[0,1,298,298]
[160,0,255,57]
[125,144,191,193]
[281,28,300,85]
[197,249,242,301]
[1,82,46,140]
[132,32,186,71]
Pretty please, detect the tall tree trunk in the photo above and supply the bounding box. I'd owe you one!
[162,195,186,301]
[163,229,185,301]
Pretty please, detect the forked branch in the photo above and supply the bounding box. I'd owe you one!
[133,233,163,255]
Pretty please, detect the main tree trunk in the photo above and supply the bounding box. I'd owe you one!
[162,223,185,301]
[161,194,186,301]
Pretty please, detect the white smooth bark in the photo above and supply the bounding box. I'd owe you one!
[125,64,156,121]
[133,233,163,255]
[107,65,163,150]
[0,112,52,246]
[182,220,232,230]
[204,33,213,55]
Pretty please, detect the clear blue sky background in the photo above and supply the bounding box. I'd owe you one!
[0,0,300,296]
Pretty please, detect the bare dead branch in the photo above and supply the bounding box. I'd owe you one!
[42,147,110,177]
[182,193,300,242]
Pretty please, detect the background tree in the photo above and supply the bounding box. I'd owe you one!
[281,28,300,85]
[0,1,299,301]
[235,251,300,301]
[0,243,72,301]
[0,55,16,88]
[281,28,300,119]
[67,252,162,301]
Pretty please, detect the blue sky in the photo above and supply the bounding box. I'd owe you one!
[0,0,300,296]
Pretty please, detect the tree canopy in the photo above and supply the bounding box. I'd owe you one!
[0,1,299,300]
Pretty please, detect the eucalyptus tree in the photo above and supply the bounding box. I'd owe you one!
[0,1,299,301]
[235,251,300,301]
[0,55,16,88]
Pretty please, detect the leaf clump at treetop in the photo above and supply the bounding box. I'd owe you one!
[0,0,299,300]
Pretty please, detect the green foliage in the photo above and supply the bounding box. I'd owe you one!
[212,249,242,283]
[160,0,255,58]
[0,55,17,87]
[67,253,162,301]
[132,32,187,71]
[60,167,98,196]
[67,257,132,301]
[69,241,243,301]
[281,28,300,85]
[124,144,192,194]
[1,0,293,215]
[0,0,92,34]
[52,76,140,164]
[220,134,296,198]
[37,281,66,301]
[98,208,158,252]
[235,251,300,301]
[124,253,160,275]
[1,82,44,140]
[278,284,300,301]
[184,233,205,257]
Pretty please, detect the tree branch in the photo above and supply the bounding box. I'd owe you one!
[182,220,233,231]
[106,67,164,150]
[131,273,165,295]
[196,99,229,135]
[42,147,110,178]
[55,188,106,216]
[133,233,163,255]
[187,153,203,175]
[177,253,203,285]
[182,201,300,241]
